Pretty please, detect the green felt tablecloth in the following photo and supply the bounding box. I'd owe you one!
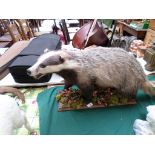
[37,76,155,135]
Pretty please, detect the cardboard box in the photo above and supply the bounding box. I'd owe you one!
[149,19,155,31]
[144,29,155,46]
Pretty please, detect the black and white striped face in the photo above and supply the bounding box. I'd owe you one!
[27,51,79,79]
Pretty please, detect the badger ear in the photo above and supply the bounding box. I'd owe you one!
[59,56,64,63]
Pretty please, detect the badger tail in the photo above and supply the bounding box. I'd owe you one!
[142,81,155,96]
[0,86,25,103]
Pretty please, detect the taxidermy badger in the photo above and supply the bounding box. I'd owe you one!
[27,46,155,107]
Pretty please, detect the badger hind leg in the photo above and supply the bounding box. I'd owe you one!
[120,87,137,98]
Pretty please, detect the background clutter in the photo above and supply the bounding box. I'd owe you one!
[133,105,155,135]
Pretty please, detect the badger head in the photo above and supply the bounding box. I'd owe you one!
[27,50,79,79]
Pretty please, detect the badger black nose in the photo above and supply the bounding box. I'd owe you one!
[27,69,31,76]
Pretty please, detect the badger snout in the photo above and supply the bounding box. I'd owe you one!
[27,67,44,79]
[27,64,38,77]
[27,67,37,77]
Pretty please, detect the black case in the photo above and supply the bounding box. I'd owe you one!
[9,33,61,83]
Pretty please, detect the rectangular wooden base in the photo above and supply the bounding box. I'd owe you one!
[56,87,136,112]
[58,100,136,112]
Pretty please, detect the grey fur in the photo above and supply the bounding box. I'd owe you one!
[28,46,148,100]
[65,46,146,96]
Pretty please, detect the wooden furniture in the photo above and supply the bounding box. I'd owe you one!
[0,19,35,47]
[2,20,22,43]
[79,19,93,27]
[0,20,13,47]
[144,29,155,46]
[144,45,155,71]
[0,20,8,35]
[0,41,12,48]
[0,25,12,47]
[0,23,5,36]
[15,19,34,40]
[117,21,147,40]
[28,19,52,37]
[28,19,42,33]
[149,19,155,31]
[59,19,70,44]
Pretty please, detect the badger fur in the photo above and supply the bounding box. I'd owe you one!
[27,46,155,106]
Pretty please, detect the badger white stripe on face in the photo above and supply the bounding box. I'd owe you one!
[40,55,64,67]
[27,50,80,78]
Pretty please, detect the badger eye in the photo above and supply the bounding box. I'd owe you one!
[40,64,46,68]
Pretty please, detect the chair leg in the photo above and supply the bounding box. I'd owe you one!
[60,19,70,45]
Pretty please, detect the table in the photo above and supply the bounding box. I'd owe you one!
[117,21,147,40]
[0,41,11,48]
[37,76,155,135]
